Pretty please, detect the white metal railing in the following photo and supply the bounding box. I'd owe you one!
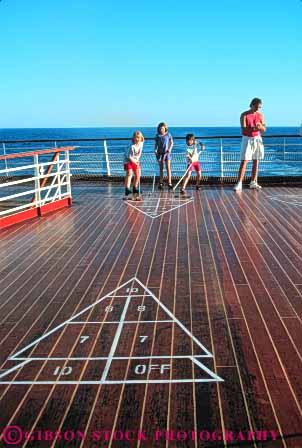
[0,147,74,220]
[1,136,302,180]
[88,140,302,179]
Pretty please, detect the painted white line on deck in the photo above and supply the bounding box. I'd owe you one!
[68,320,174,324]
[100,294,132,382]
[191,357,224,382]
[0,379,223,385]
[106,294,152,298]
[0,360,32,378]
[13,355,209,361]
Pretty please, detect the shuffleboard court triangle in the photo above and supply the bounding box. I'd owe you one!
[9,277,212,360]
[1,277,223,384]
[126,196,194,219]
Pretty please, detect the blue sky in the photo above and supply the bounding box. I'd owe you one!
[0,0,301,127]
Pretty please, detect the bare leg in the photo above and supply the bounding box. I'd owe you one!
[133,168,141,188]
[132,168,142,199]
[165,159,172,185]
[123,169,133,199]
[196,170,201,186]
[182,171,191,190]
[158,160,164,184]
[237,160,248,182]
[251,160,258,181]
[125,170,133,189]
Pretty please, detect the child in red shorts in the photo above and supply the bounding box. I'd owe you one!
[123,131,144,200]
[180,134,205,195]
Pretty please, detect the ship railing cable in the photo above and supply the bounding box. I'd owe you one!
[1,136,302,180]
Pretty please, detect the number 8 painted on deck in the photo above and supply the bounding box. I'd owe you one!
[137,305,145,312]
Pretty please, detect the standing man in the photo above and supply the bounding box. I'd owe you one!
[234,98,266,191]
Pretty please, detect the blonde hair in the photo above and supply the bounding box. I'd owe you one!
[132,131,144,143]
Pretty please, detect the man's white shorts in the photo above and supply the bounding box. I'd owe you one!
[240,135,264,160]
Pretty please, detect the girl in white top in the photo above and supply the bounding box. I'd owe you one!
[181,134,205,194]
[123,131,144,200]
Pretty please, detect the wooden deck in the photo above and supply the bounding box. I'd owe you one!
[0,182,301,447]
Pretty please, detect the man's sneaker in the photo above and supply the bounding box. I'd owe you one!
[196,185,201,191]
[158,183,164,190]
[249,180,262,190]
[168,184,173,190]
[233,181,242,191]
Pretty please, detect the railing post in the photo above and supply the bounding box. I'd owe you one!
[34,154,41,209]
[104,140,111,176]
[220,138,224,182]
[2,143,9,177]
[65,150,72,202]
[57,151,62,200]
[283,137,286,161]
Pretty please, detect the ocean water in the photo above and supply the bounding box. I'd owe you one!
[0,126,301,142]
[0,127,301,177]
